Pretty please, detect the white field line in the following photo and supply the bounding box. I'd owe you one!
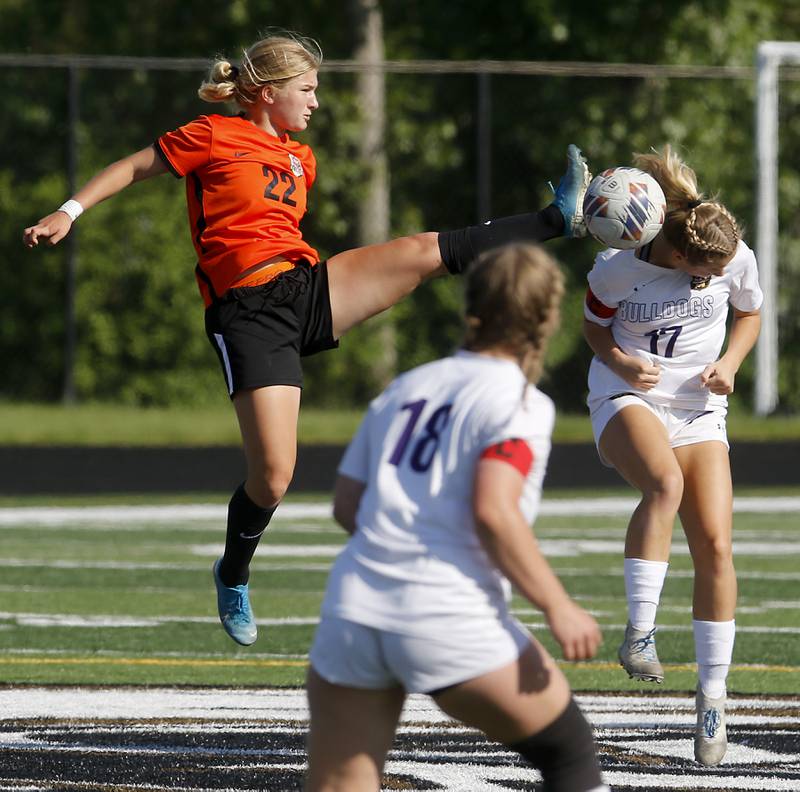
[3,539,799,571]
[0,559,797,583]
[1,647,308,660]
[0,496,798,527]
[1,686,797,723]
[0,559,332,571]
[0,502,331,526]
[184,538,800,557]
[2,609,800,634]
[0,611,318,628]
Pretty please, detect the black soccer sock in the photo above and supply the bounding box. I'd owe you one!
[218,483,278,587]
[437,205,565,274]
[507,697,604,792]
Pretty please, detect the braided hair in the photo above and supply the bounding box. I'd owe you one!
[634,145,741,271]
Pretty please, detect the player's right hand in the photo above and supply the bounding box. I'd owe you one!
[545,599,603,661]
[23,211,73,248]
[612,354,661,391]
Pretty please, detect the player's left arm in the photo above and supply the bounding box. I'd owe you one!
[701,308,761,395]
[332,474,366,535]
[332,403,373,534]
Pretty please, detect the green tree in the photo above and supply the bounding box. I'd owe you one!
[3,0,800,411]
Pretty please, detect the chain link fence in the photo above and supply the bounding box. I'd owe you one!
[3,54,798,412]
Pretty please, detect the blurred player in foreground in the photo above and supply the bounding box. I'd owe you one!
[306,244,608,792]
[583,145,762,765]
[23,30,591,649]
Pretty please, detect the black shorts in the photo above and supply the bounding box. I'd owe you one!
[204,259,338,396]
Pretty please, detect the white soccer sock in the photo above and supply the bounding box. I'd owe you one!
[694,618,736,699]
[624,558,669,631]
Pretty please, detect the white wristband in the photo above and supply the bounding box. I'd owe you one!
[57,199,84,222]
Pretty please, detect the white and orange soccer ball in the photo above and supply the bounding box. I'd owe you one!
[582,166,666,249]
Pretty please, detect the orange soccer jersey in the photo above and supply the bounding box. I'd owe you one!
[155,114,320,306]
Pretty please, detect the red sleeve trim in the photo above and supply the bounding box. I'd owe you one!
[585,287,617,319]
[480,439,534,477]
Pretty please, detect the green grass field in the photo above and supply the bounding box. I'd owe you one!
[2,400,800,444]
[1,494,798,694]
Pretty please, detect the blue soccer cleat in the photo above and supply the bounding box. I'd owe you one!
[551,144,592,238]
[213,557,258,646]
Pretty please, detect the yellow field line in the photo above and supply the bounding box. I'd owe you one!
[568,661,800,674]
[0,656,797,673]
[0,656,307,668]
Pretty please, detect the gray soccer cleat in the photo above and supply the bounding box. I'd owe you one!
[694,686,727,766]
[618,621,664,683]
[551,144,592,238]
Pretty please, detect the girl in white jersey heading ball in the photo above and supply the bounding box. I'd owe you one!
[583,145,762,767]
[306,245,609,792]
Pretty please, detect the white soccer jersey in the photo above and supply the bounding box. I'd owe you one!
[320,350,555,636]
[584,239,763,409]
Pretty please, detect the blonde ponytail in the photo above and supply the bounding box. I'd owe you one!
[634,145,741,267]
[197,31,322,108]
[197,59,240,103]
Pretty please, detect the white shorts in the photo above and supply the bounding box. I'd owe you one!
[309,613,531,694]
[589,394,729,467]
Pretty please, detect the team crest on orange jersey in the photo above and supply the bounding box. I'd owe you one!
[289,154,304,178]
[691,275,712,290]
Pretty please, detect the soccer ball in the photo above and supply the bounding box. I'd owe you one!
[582,167,666,249]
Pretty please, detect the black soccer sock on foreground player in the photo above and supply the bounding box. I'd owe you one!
[218,483,277,587]
[437,205,565,275]
[507,696,605,792]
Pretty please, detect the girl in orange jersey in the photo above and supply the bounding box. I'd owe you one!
[23,31,591,648]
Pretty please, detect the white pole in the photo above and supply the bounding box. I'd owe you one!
[754,42,779,415]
